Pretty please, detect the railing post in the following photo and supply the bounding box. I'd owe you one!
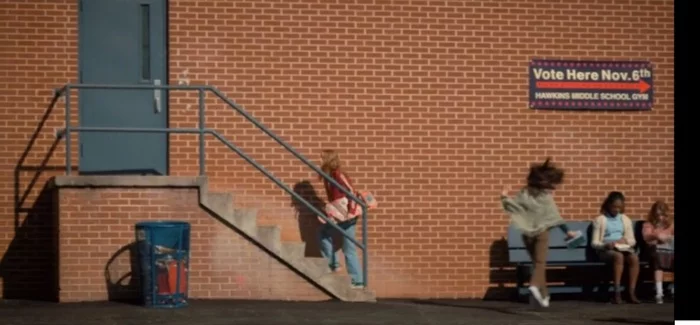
[65,86,72,175]
[198,89,205,176]
[362,207,368,287]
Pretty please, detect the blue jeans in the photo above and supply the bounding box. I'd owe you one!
[319,218,363,285]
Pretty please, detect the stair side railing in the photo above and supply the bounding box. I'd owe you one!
[54,83,369,287]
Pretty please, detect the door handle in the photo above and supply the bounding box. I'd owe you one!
[153,79,161,113]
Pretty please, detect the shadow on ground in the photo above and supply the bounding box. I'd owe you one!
[592,318,672,325]
[104,242,141,305]
[410,299,523,316]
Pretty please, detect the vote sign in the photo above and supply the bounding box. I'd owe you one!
[528,59,654,110]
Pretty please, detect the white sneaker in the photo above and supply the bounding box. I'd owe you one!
[669,284,674,298]
[528,286,545,307]
[655,294,664,304]
[542,296,550,307]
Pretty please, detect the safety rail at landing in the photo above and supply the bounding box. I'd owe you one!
[53,83,370,287]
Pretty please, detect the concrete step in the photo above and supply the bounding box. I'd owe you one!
[257,225,281,254]
[318,272,376,302]
[281,242,306,260]
[200,192,257,237]
[302,257,330,279]
[232,208,258,236]
[205,192,234,216]
[307,257,328,271]
[277,242,375,302]
[200,190,375,302]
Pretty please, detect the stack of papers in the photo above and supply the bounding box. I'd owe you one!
[565,231,585,249]
[614,243,632,251]
[658,236,674,251]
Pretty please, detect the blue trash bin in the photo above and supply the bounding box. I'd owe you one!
[135,221,191,308]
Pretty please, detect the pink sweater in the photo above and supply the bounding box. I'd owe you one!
[642,221,674,246]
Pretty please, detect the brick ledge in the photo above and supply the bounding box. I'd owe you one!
[50,176,207,188]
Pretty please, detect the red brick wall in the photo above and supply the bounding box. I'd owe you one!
[0,0,674,300]
[0,0,78,301]
[167,0,675,298]
[56,186,330,302]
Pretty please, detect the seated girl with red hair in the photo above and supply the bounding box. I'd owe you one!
[642,200,674,304]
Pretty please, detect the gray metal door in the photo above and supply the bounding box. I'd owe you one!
[78,0,168,175]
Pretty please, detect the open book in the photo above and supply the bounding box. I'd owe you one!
[614,243,633,252]
[565,231,585,249]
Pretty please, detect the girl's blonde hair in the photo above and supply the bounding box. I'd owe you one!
[320,149,341,179]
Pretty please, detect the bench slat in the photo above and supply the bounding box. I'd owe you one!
[509,248,588,264]
[507,220,648,264]
[507,221,592,249]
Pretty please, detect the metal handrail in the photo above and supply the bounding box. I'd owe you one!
[54,83,369,287]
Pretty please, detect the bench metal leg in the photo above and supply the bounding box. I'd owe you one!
[515,265,532,302]
[515,265,524,301]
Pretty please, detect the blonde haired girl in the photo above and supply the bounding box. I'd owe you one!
[318,150,363,288]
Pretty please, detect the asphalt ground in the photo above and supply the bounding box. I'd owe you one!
[0,297,674,325]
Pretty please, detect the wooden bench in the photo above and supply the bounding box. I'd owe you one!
[507,220,651,299]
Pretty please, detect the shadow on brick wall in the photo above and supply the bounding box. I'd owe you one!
[13,92,63,231]
[2,90,65,301]
[483,237,516,301]
[291,180,332,258]
[0,182,59,301]
[104,242,141,305]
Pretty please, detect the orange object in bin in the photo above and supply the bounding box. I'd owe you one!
[157,260,187,295]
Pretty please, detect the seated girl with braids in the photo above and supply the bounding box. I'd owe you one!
[591,191,640,304]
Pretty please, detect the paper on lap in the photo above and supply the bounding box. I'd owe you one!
[565,230,585,249]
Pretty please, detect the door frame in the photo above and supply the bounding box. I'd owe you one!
[76,0,170,175]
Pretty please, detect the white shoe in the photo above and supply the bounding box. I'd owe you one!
[655,294,664,304]
[528,286,545,307]
[669,284,674,298]
[542,296,550,307]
